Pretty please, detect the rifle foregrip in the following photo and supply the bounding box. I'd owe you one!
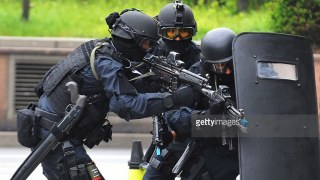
[179,71,206,89]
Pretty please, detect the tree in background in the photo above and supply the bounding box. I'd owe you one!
[185,0,270,12]
[237,0,249,11]
[184,0,223,6]
[22,0,30,21]
[272,0,320,48]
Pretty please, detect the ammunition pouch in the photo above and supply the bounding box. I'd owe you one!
[58,140,105,180]
[16,103,40,148]
[83,120,113,149]
[58,141,89,180]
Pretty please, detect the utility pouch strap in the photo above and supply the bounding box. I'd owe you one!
[62,140,77,169]
[90,42,109,80]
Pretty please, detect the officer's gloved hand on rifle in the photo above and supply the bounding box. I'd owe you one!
[144,75,163,92]
[209,94,225,114]
[171,85,196,109]
[164,108,193,142]
[209,94,235,114]
[160,129,174,148]
[134,75,162,93]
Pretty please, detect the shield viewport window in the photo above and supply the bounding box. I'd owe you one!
[257,62,297,81]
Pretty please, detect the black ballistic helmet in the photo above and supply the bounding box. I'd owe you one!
[157,0,197,37]
[106,9,158,52]
[200,27,236,63]
[200,28,236,74]
[112,10,158,40]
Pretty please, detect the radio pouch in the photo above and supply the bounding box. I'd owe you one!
[16,103,40,148]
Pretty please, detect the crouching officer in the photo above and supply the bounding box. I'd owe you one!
[28,9,195,179]
[143,28,238,180]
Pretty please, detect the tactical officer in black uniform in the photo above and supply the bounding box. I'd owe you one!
[141,2,200,179]
[31,9,194,179]
[143,28,238,180]
[137,0,200,93]
[154,0,200,69]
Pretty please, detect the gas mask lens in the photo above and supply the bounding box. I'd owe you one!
[162,27,193,40]
[211,62,233,74]
[138,37,158,52]
[115,21,158,52]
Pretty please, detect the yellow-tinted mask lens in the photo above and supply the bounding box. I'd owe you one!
[179,28,192,38]
[162,27,193,40]
[165,28,176,39]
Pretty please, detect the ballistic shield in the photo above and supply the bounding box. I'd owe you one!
[233,33,320,180]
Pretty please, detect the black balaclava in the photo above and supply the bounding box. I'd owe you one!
[112,36,146,62]
[163,38,191,54]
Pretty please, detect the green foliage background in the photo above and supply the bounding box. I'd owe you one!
[272,0,320,45]
[1,0,320,49]
[0,0,274,40]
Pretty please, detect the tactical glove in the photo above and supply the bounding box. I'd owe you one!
[165,108,193,142]
[209,94,225,114]
[172,85,195,109]
[161,130,174,148]
[135,75,162,93]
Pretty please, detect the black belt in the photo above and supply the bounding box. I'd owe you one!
[35,108,61,129]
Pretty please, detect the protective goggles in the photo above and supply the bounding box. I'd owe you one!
[161,27,194,40]
[117,21,158,52]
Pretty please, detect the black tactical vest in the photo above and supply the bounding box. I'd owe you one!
[40,39,99,116]
[36,37,137,116]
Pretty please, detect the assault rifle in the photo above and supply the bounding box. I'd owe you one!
[143,52,248,133]
[143,52,211,92]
